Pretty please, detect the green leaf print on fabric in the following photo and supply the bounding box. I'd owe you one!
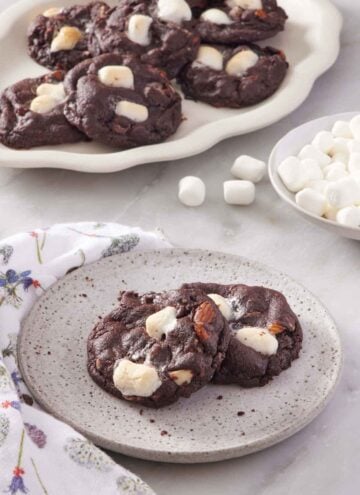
[0,245,14,265]
[0,364,13,392]
[102,234,140,258]
[117,475,154,495]
[0,413,10,447]
[64,437,114,472]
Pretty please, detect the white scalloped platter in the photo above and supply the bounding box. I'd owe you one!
[0,0,342,172]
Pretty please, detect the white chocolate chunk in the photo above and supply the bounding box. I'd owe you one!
[235,327,278,356]
[207,294,233,320]
[98,66,134,89]
[113,359,161,397]
[145,306,177,340]
[295,188,327,217]
[127,14,153,46]
[36,82,66,101]
[349,115,360,141]
[50,26,82,52]
[43,7,62,17]
[178,176,206,206]
[336,206,360,228]
[30,95,60,114]
[231,155,266,183]
[115,101,149,122]
[325,176,360,209]
[298,144,331,168]
[224,180,255,205]
[193,46,223,71]
[200,8,233,25]
[226,0,262,9]
[226,49,259,77]
[331,120,353,139]
[312,131,334,154]
[169,369,193,385]
[348,153,360,174]
[157,0,192,24]
[278,156,308,193]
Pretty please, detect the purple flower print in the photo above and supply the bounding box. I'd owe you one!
[7,468,28,494]
[24,423,47,448]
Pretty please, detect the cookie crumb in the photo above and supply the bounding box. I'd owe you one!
[160,430,168,436]
[251,409,255,412]
[139,409,143,416]
[150,419,155,423]
[237,411,245,416]
[216,395,223,400]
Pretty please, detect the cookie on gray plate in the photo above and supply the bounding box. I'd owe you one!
[182,282,303,387]
[64,53,182,148]
[178,43,288,108]
[28,2,109,71]
[0,70,85,149]
[87,288,230,408]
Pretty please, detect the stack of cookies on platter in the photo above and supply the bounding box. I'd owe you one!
[88,282,302,408]
[0,0,289,150]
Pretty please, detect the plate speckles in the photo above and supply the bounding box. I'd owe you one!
[18,249,342,463]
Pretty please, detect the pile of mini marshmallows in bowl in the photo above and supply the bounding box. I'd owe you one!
[278,115,360,228]
[178,156,266,207]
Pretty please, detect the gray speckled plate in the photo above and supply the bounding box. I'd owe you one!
[18,249,342,463]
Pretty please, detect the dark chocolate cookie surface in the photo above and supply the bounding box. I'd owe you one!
[88,0,200,78]
[28,2,109,71]
[182,283,303,387]
[0,71,84,149]
[87,288,230,407]
[64,53,182,148]
[178,43,288,108]
[194,0,287,44]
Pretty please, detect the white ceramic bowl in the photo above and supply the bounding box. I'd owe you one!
[269,112,360,241]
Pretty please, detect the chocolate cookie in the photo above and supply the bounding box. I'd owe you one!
[182,283,303,387]
[87,288,230,407]
[28,2,109,71]
[0,71,84,149]
[88,0,200,78]
[178,43,288,108]
[194,0,287,44]
[64,53,182,148]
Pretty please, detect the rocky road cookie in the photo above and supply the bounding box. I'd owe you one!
[89,0,200,79]
[0,71,84,149]
[64,53,182,148]
[182,283,302,387]
[87,289,230,407]
[194,0,287,44]
[28,2,109,71]
[178,43,288,108]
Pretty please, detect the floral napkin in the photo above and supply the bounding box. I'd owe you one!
[0,222,171,495]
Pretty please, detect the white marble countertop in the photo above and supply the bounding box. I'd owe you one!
[0,0,359,493]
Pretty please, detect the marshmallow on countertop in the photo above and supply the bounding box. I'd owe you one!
[157,0,192,23]
[295,188,327,217]
[200,9,233,24]
[336,206,360,228]
[224,180,255,205]
[231,155,266,183]
[235,327,279,356]
[178,176,206,206]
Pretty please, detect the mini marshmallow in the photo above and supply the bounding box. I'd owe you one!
[207,294,233,320]
[98,66,134,89]
[36,82,66,101]
[231,155,266,183]
[349,115,360,141]
[200,8,233,24]
[328,138,350,164]
[307,180,329,194]
[226,0,262,9]
[324,204,338,221]
[145,306,177,340]
[168,369,193,386]
[43,7,62,17]
[193,45,223,71]
[127,15,153,46]
[331,120,353,139]
[324,162,348,181]
[348,140,360,154]
[325,176,360,209]
[295,188,327,217]
[336,206,360,228]
[225,50,259,77]
[301,158,324,182]
[348,153,360,174]
[298,144,331,167]
[115,100,149,122]
[113,359,162,397]
[157,0,192,24]
[178,176,206,206]
[223,180,255,205]
[235,327,278,356]
[312,131,334,154]
[277,156,307,193]
[50,26,82,52]
[30,95,59,114]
